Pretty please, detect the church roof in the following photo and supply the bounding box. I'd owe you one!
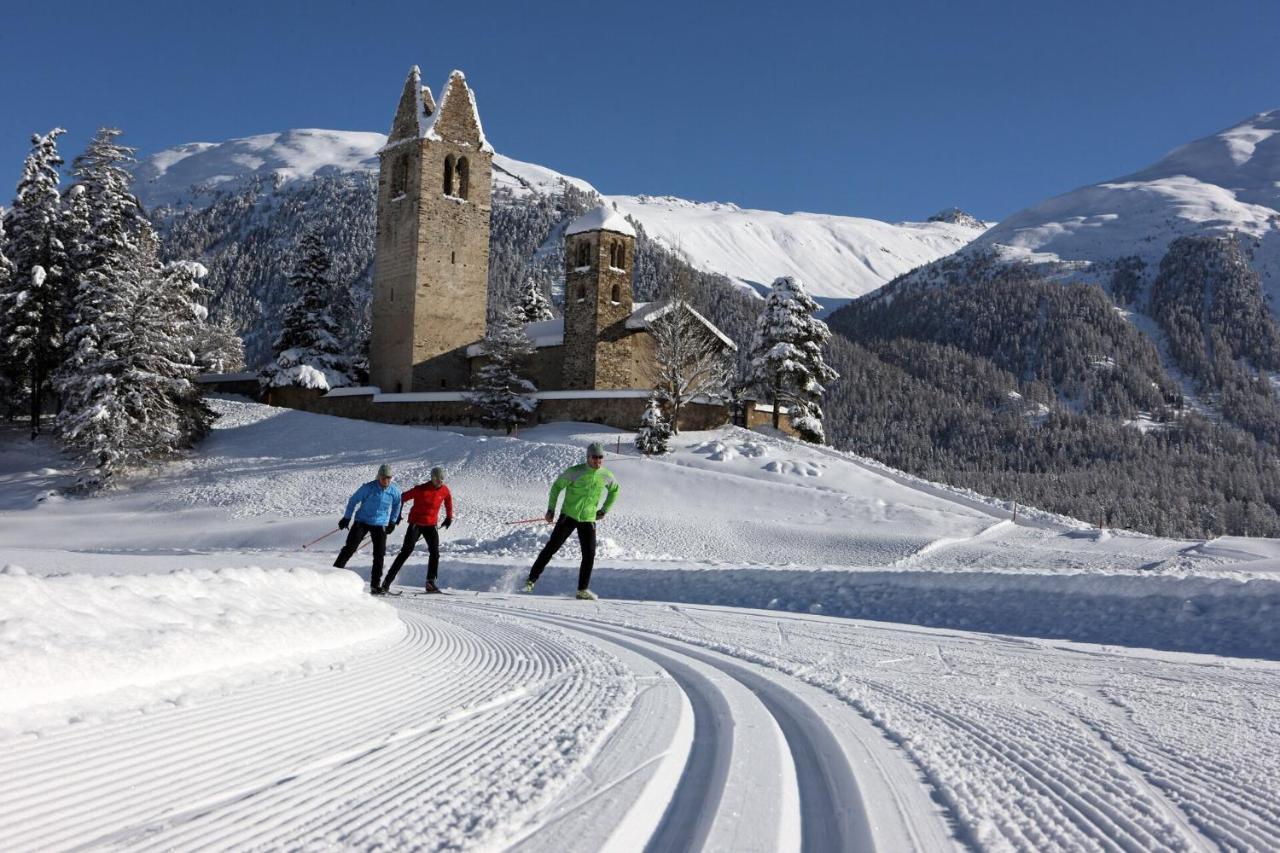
[565,205,637,238]
[463,301,735,358]
[625,299,738,350]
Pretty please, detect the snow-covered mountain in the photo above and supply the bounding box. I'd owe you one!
[975,109,1280,299]
[131,129,987,307]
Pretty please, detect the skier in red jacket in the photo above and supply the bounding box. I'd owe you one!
[382,466,454,593]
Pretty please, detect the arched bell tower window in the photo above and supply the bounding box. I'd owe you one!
[610,242,624,268]
[443,154,455,196]
[576,283,586,301]
[456,157,470,199]
[611,282,621,302]
[575,241,590,267]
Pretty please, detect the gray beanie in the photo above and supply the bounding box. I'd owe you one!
[587,442,605,458]
[430,466,445,482]
[377,463,393,478]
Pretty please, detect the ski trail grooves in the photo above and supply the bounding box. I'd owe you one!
[0,602,635,851]
[479,604,870,852]
[504,610,803,853]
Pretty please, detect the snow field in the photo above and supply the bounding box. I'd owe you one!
[486,596,1280,852]
[0,599,637,850]
[0,565,403,735]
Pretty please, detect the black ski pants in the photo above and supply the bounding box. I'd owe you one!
[385,523,440,589]
[529,515,596,591]
[333,522,388,589]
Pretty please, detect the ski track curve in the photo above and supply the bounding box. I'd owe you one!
[472,604,876,853]
[0,600,639,851]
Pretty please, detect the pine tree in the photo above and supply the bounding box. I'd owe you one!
[261,230,353,390]
[56,130,212,487]
[0,215,16,418]
[468,306,538,433]
[1,129,70,436]
[194,314,246,373]
[516,271,555,322]
[747,275,839,443]
[58,128,151,426]
[635,395,672,454]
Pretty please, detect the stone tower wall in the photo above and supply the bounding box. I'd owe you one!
[411,142,492,390]
[370,70,492,393]
[562,230,640,389]
[369,143,422,393]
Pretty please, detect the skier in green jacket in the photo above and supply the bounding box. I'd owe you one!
[524,442,619,600]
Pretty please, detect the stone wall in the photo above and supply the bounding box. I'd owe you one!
[202,379,729,433]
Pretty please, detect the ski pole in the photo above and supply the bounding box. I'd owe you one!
[302,527,342,549]
[508,516,549,524]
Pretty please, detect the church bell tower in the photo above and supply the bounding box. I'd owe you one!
[370,67,493,392]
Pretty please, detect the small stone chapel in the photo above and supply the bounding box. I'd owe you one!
[365,66,735,428]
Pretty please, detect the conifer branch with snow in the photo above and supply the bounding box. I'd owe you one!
[516,272,555,322]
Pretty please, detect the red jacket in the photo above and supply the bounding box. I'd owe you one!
[400,482,454,526]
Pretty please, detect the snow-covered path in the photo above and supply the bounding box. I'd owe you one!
[5,592,1277,851]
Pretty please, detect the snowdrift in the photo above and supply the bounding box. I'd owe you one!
[0,565,403,734]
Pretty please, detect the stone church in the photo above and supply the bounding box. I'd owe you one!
[367,66,735,425]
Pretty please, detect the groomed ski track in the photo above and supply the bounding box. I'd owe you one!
[4,592,1278,852]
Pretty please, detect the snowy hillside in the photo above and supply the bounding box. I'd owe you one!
[131,130,987,307]
[3,399,1280,850]
[608,195,985,306]
[975,109,1280,298]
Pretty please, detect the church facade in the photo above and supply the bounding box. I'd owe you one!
[368,66,736,411]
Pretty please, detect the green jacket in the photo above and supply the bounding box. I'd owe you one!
[548,463,620,523]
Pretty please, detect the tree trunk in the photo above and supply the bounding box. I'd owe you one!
[771,375,781,431]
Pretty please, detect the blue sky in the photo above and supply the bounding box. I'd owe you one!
[2,0,1278,222]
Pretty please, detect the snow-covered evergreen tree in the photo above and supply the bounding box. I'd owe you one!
[56,130,212,487]
[58,129,150,419]
[468,306,538,433]
[0,215,16,418]
[1,129,70,436]
[635,396,672,454]
[747,276,839,443]
[261,230,353,390]
[516,271,555,322]
[194,315,246,373]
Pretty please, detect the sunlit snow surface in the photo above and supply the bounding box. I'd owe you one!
[2,397,1279,850]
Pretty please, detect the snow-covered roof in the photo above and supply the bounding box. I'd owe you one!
[465,316,564,357]
[465,301,735,357]
[625,300,738,350]
[565,204,637,238]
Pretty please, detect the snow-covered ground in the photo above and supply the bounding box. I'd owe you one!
[3,397,1279,850]
[130,131,987,311]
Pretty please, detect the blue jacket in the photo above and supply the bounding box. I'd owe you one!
[344,480,403,526]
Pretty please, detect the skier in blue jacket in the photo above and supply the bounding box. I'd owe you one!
[333,463,403,594]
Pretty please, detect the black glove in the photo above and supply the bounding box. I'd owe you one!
[338,517,349,530]
[385,521,397,534]
[442,517,452,530]
[596,510,606,521]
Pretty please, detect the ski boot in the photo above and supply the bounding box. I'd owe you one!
[575,589,599,601]
[424,581,442,594]
[523,579,536,593]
